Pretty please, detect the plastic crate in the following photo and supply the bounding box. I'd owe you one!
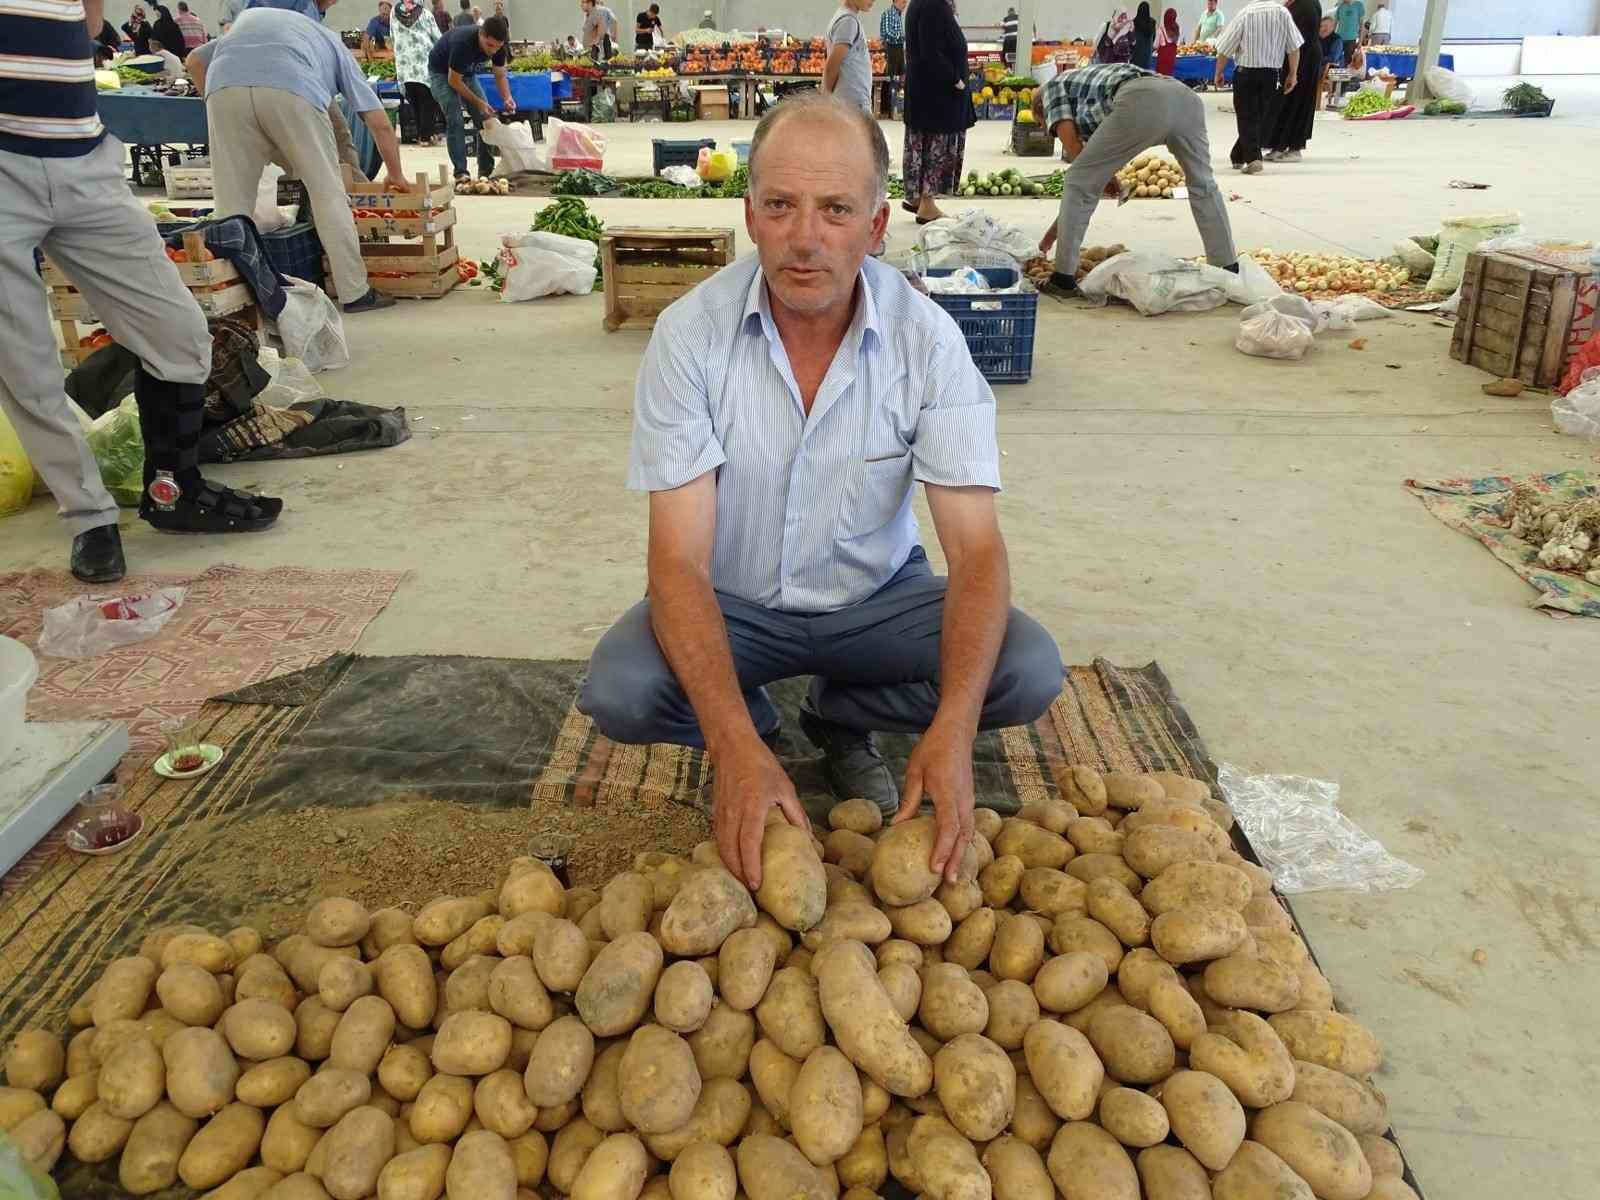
[925,267,1038,384]
[260,222,324,289]
[1011,122,1055,156]
[984,102,1014,120]
[164,165,213,199]
[652,137,715,175]
[732,139,751,165]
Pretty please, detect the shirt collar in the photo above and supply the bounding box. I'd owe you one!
[740,259,883,352]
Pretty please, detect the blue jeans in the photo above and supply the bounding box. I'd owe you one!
[577,547,1065,746]
[428,70,494,177]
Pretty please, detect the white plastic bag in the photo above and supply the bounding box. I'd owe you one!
[254,165,292,233]
[1551,375,1600,439]
[1216,762,1424,894]
[1236,309,1315,359]
[273,277,349,372]
[660,164,703,188]
[1079,251,1229,315]
[1221,255,1284,306]
[497,231,598,301]
[480,118,541,174]
[1423,64,1475,108]
[39,588,185,658]
[1243,293,1321,329]
[911,209,1038,269]
[1314,294,1393,331]
[1393,239,1436,279]
[1425,210,1522,293]
[532,117,607,172]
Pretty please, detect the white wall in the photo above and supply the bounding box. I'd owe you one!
[1391,0,1600,42]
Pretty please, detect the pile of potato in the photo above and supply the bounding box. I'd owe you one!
[1250,250,1411,296]
[0,766,1413,1200]
[1116,157,1186,199]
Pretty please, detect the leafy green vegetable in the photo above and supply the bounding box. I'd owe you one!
[1502,82,1550,112]
[551,169,618,196]
[1341,90,1396,119]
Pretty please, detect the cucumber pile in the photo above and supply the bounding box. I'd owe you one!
[959,168,1047,198]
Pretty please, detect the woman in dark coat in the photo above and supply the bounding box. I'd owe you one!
[1264,0,1323,160]
[902,0,976,223]
[150,3,189,58]
[1130,2,1156,69]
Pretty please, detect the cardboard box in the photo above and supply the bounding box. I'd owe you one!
[694,86,730,119]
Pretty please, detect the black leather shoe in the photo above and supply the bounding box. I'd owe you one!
[798,705,899,816]
[71,524,125,583]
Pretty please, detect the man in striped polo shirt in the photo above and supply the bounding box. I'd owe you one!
[1213,0,1302,172]
[0,0,282,582]
[579,95,1064,893]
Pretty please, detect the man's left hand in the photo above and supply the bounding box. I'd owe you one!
[1282,75,1296,93]
[893,717,976,884]
[502,98,517,114]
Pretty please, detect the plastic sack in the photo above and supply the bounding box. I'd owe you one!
[1314,294,1393,331]
[1223,255,1284,306]
[0,406,34,518]
[1425,210,1522,294]
[911,209,1038,270]
[1079,251,1227,315]
[1423,64,1475,109]
[497,231,598,301]
[255,347,327,409]
[661,164,703,188]
[534,117,606,172]
[1559,334,1600,395]
[1551,375,1600,439]
[39,587,186,658]
[274,277,349,372]
[698,147,735,181]
[1476,232,1594,271]
[254,164,291,233]
[480,118,541,173]
[0,1130,59,1200]
[1215,762,1424,894]
[589,87,617,123]
[1393,238,1435,279]
[1236,308,1315,359]
[84,395,145,507]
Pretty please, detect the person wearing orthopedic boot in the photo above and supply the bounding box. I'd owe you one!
[0,0,282,583]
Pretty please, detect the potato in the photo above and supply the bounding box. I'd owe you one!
[1135,1144,1211,1200]
[1102,772,1164,811]
[1151,905,1249,965]
[576,932,664,1037]
[1121,825,1217,880]
[916,963,987,1041]
[1048,914,1125,974]
[160,1026,238,1119]
[870,817,944,907]
[640,1075,750,1160]
[806,902,894,951]
[909,1115,988,1197]
[262,1105,321,1173]
[443,1128,516,1200]
[500,858,566,919]
[1358,1132,1405,1178]
[93,956,159,1027]
[409,1071,472,1144]
[979,855,1025,908]
[1047,1121,1138,1200]
[1007,1073,1060,1151]
[753,823,827,933]
[834,1123,887,1191]
[218,998,296,1063]
[1189,1011,1296,1108]
[828,798,884,835]
[154,963,226,1028]
[687,1002,755,1081]
[3,1030,61,1096]
[1015,868,1085,918]
[176,1100,266,1189]
[994,820,1073,871]
[617,1023,701,1134]
[524,1014,595,1107]
[1087,1005,1175,1085]
[1150,1068,1244,1170]
[295,1068,372,1132]
[50,1072,96,1120]
[783,1045,860,1166]
[230,1056,309,1109]
[1023,1020,1102,1120]
[1084,877,1149,948]
[1269,1010,1383,1077]
[737,1133,830,1200]
[670,1139,736,1200]
[441,954,498,1019]
[97,1035,164,1120]
[932,1032,1014,1141]
[432,1011,512,1076]
[812,939,932,1098]
[1030,951,1107,1014]
[200,1164,284,1199]
[118,1101,197,1193]
[377,1142,451,1200]
[306,898,370,949]
[983,979,1041,1051]
[943,906,998,970]
[1147,976,1206,1050]
[1095,1086,1166,1149]
[1290,1060,1388,1135]
[260,1173,334,1199]
[1057,765,1108,816]
[1064,817,1122,857]
[563,1130,646,1200]
[375,946,437,1031]
[413,896,492,948]
[756,966,825,1061]
[161,932,234,974]
[305,1104,391,1200]
[885,898,952,946]
[1250,1100,1372,1200]
[1202,954,1299,1012]
[1142,861,1253,915]
[1064,853,1143,893]
[235,962,296,1013]
[656,865,756,956]
[316,958,373,1013]
[354,909,415,961]
[326,995,396,1076]
[61,1099,131,1164]
[747,1037,801,1129]
[292,997,340,1063]
[644,961,711,1035]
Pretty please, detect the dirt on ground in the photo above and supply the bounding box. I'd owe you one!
[176,792,711,941]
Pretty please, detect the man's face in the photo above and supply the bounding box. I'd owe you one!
[1205,0,1215,10]
[478,31,503,52]
[745,116,887,320]
[1320,16,1333,33]
[378,2,390,14]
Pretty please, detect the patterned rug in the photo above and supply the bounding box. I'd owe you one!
[0,564,406,896]
[1406,470,1600,618]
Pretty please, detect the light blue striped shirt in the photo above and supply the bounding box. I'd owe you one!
[628,254,1001,614]
[206,5,381,114]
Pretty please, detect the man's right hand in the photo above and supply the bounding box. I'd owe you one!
[712,737,809,890]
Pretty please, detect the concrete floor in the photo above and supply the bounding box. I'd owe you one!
[5,82,1600,1197]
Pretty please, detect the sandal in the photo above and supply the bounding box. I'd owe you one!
[900,201,919,214]
[140,480,282,533]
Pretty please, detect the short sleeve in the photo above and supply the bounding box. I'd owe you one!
[828,12,860,48]
[334,41,381,111]
[911,328,1001,492]
[627,317,728,492]
[1285,10,1304,47]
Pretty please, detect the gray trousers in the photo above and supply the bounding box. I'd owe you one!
[0,138,210,535]
[577,548,1065,747]
[1053,75,1237,276]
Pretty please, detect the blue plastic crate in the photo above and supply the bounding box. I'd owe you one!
[474,71,555,112]
[260,222,324,289]
[652,137,715,175]
[925,267,1037,384]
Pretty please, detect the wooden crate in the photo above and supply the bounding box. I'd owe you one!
[601,228,736,332]
[1450,250,1583,388]
[163,164,213,199]
[48,231,256,368]
[344,165,461,300]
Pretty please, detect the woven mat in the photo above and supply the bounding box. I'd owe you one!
[0,655,1211,1050]
[0,565,406,897]
[1406,470,1600,618]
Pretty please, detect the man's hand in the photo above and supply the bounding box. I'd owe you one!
[1038,224,1058,254]
[1283,73,1297,93]
[893,717,976,883]
[384,173,415,191]
[1102,179,1121,199]
[713,738,810,889]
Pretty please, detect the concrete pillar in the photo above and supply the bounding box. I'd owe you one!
[1016,0,1038,79]
[1405,0,1449,104]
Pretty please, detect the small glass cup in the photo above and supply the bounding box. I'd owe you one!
[65,782,143,855]
[162,716,206,774]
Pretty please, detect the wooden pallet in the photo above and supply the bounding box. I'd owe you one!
[601,227,736,332]
[48,231,257,368]
[345,165,460,300]
[1450,249,1583,388]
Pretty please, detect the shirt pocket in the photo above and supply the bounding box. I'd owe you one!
[840,451,913,541]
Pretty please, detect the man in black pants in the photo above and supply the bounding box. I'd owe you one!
[1212,0,1301,173]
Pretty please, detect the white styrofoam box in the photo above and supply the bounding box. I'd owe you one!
[0,636,37,765]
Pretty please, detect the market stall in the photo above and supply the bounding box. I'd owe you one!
[1172,54,1234,85]
[96,86,209,187]
[1362,49,1454,79]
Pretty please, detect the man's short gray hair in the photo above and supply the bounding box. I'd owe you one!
[748,93,889,202]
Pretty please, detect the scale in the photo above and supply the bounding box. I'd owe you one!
[0,721,129,878]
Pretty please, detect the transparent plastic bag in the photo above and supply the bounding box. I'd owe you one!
[0,1130,59,1200]
[39,588,186,658]
[1235,309,1315,360]
[84,395,145,507]
[254,347,327,409]
[1314,294,1394,331]
[274,277,349,373]
[1216,762,1424,893]
[1551,375,1600,439]
[660,164,703,188]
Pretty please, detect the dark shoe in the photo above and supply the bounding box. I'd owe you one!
[70,524,125,583]
[140,479,281,533]
[1221,261,1241,275]
[343,287,397,313]
[1039,271,1082,301]
[798,705,898,816]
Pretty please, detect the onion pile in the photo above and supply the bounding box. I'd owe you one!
[1250,249,1410,295]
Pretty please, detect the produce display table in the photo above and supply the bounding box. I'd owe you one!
[1172,55,1233,85]
[669,72,890,118]
[96,86,209,186]
[1362,50,1453,79]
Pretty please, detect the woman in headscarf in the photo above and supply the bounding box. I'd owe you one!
[1154,7,1179,74]
[1130,2,1156,69]
[1264,0,1323,162]
[902,0,975,223]
[393,0,444,145]
[150,3,190,57]
[1094,8,1134,64]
